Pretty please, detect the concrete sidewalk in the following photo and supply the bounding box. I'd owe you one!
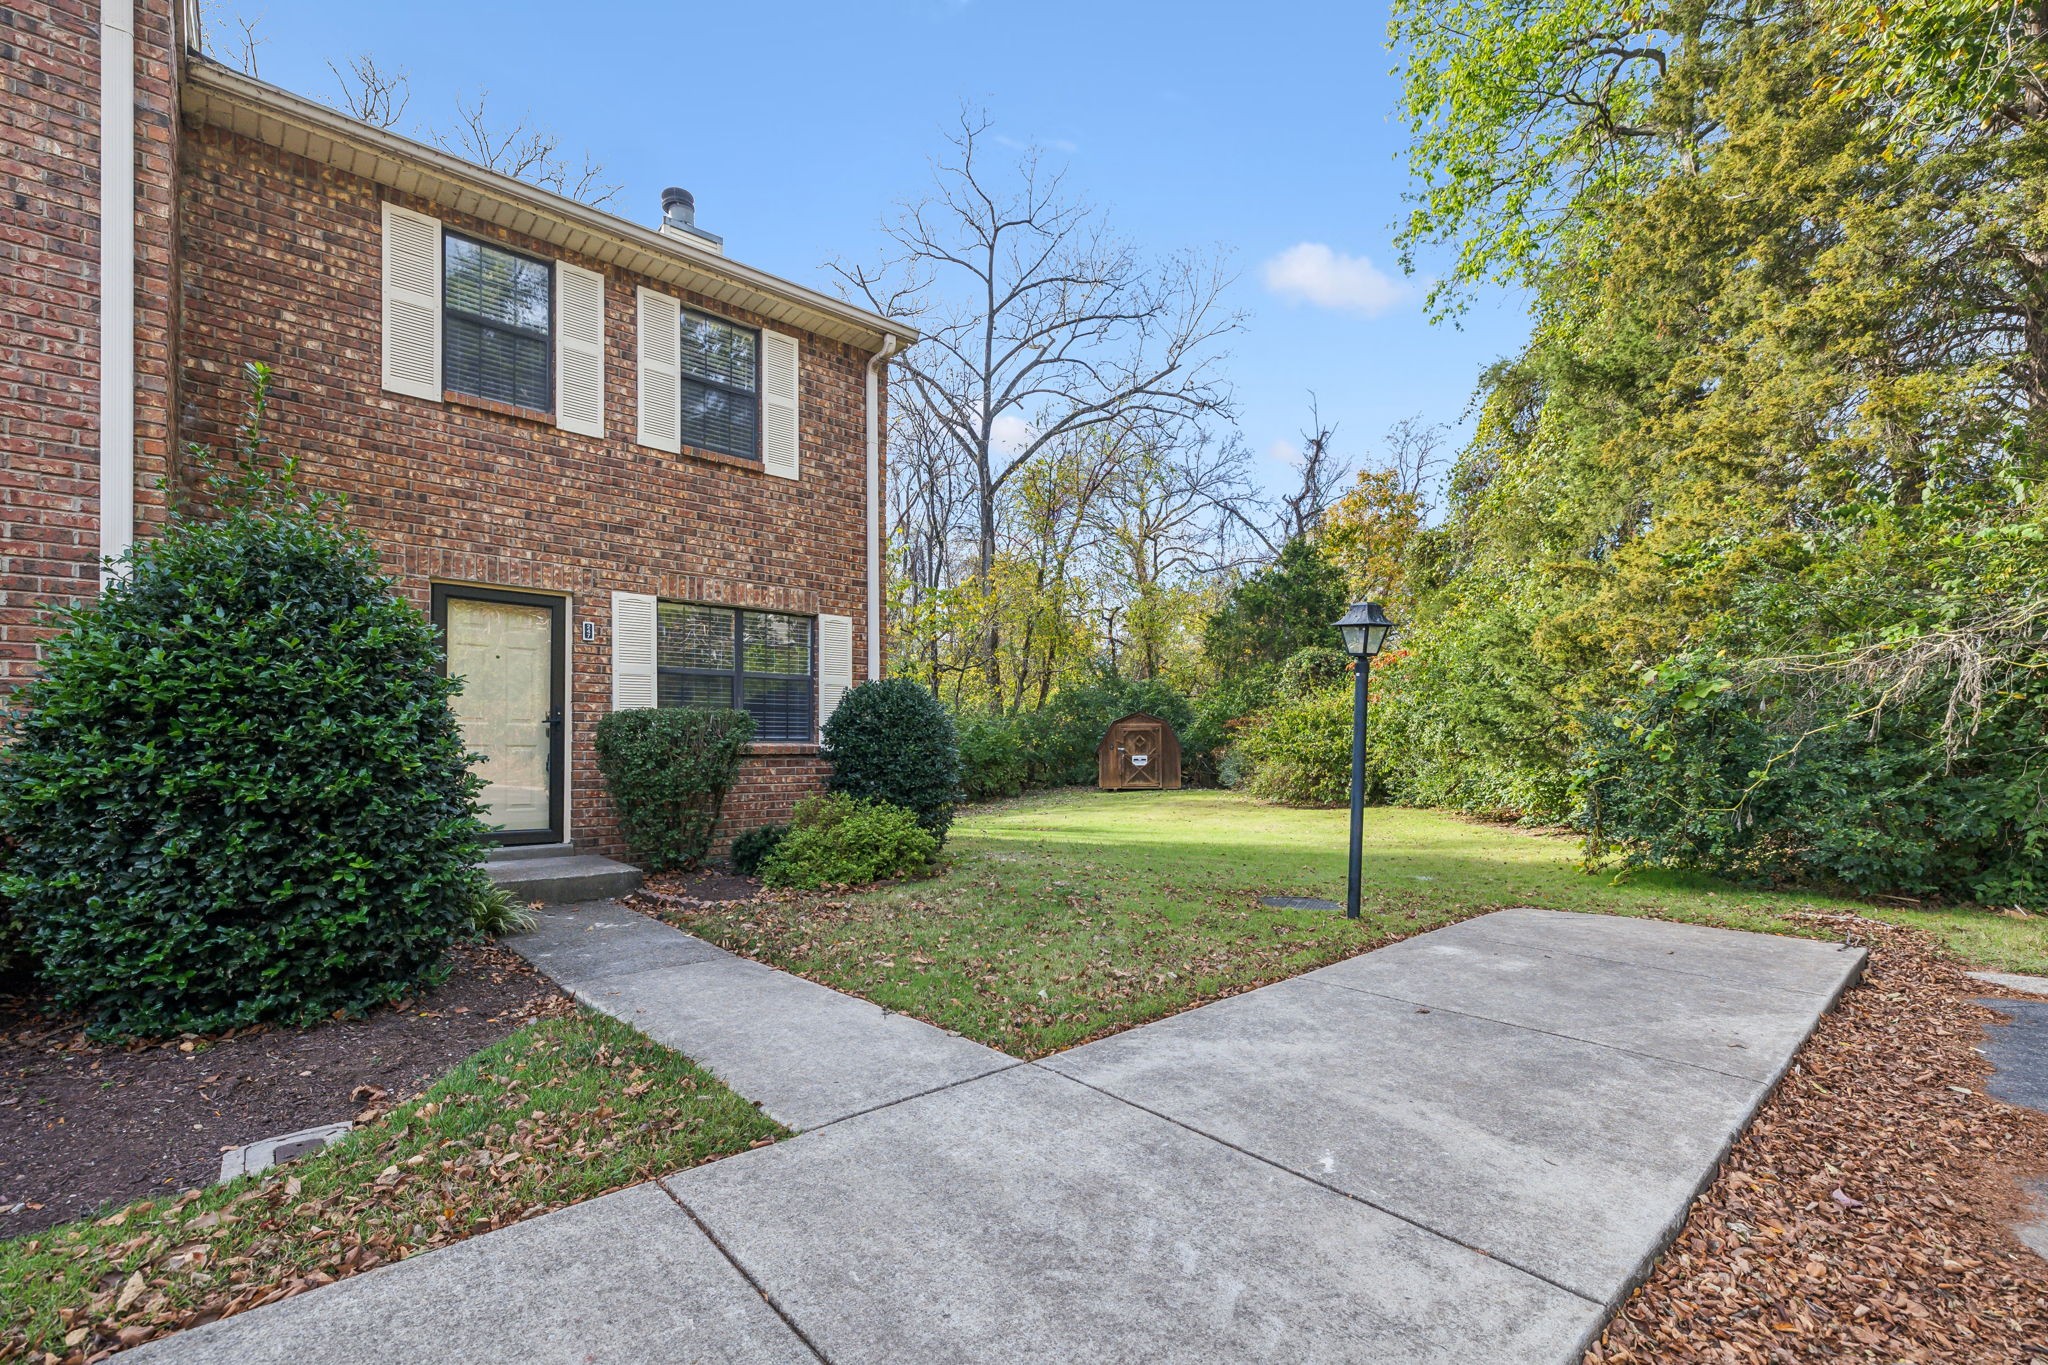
[128,907,1865,1365]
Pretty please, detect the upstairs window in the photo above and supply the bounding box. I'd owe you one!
[444,234,552,412]
[655,603,814,742]
[678,309,759,459]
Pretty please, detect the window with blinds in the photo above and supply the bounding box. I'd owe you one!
[444,234,552,411]
[678,309,759,459]
[655,602,814,742]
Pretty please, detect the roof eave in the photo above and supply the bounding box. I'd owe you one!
[178,57,919,354]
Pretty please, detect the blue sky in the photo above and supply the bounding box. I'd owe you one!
[210,0,1531,496]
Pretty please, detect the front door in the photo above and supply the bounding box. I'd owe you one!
[1119,723,1164,789]
[434,586,565,845]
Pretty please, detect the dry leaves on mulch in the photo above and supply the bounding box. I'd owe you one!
[1587,914,2048,1364]
[0,1007,782,1363]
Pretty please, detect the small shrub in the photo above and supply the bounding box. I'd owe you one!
[0,365,485,1037]
[469,879,538,939]
[823,680,961,841]
[955,711,1027,801]
[729,824,788,877]
[758,793,938,890]
[593,707,753,872]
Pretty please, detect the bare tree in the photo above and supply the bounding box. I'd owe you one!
[1379,413,1448,500]
[1273,398,1354,544]
[326,52,410,130]
[835,109,1242,683]
[887,398,975,694]
[195,2,266,75]
[434,91,622,207]
[1089,423,1255,678]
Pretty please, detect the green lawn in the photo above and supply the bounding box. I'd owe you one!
[0,1010,784,1359]
[655,789,2047,1058]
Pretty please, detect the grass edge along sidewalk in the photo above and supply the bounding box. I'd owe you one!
[645,789,2045,1059]
[0,1009,785,1362]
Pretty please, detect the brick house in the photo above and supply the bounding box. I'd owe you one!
[3,2,916,855]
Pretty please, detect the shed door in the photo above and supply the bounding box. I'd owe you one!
[1116,722,1165,789]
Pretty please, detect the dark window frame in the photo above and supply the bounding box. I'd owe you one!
[655,603,816,743]
[442,231,555,413]
[678,307,762,461]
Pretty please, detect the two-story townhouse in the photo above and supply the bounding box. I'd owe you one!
[3,2,916,856]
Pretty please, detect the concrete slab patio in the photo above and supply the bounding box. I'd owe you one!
[129,906,1866,1364]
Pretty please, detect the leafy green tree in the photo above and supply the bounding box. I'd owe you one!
[1201,538,1351,674]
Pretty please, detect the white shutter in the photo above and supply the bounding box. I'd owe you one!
[761,329,800,479]
[817,613,853,734]
[612,592,658,710]
[554,262,605,438]
[380,203,441,400]
[636,288,681,453]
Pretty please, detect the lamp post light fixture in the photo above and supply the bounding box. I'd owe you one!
[1334,601,1397,919]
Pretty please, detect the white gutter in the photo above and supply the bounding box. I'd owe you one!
[864,336,900,682]
[98,0,137,578]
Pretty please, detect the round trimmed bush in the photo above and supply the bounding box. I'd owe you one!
[0,368,488,1037]
[822,679,961,842]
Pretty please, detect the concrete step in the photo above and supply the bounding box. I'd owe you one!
[486,850,642,905]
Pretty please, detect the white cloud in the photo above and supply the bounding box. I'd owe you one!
[1260,243,1408,317]
[991,412,1036,456]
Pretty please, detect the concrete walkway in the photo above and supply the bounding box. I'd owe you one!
[128,906,1864,1365]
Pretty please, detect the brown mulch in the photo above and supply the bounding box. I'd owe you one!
[1,946,568,1239]
[639,868,761,904]
[1586,915,2048,1363]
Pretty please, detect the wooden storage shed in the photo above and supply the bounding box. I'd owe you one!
[1097,712,1182,791]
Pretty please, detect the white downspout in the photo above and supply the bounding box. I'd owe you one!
[863,334,900,682]
[99,0,138,579]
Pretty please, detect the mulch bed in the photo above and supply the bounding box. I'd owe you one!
[1586,914,2048,1363]
[1,946,567,1240]
[639,869,761,904]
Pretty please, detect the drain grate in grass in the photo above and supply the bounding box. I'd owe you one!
[1259,895,1341,911]
[0,1009,785,1360]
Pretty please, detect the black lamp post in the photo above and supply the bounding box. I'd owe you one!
[1334,601,1396,919]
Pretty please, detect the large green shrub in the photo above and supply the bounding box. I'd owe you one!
[1277,645,1352,698]
[0,366,486,1037]
[823,679,961,841]
[954,711,1027,801]
[593,707,753,872]
[1231,688,1359,806]
[757,793,938,889]
[1574,651,2043,900]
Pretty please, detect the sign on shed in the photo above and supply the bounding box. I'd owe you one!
[1097,712,1182,791]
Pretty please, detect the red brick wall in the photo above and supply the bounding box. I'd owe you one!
[0,0,180,686]
[1,1,104,684]
[174,122,884,857]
